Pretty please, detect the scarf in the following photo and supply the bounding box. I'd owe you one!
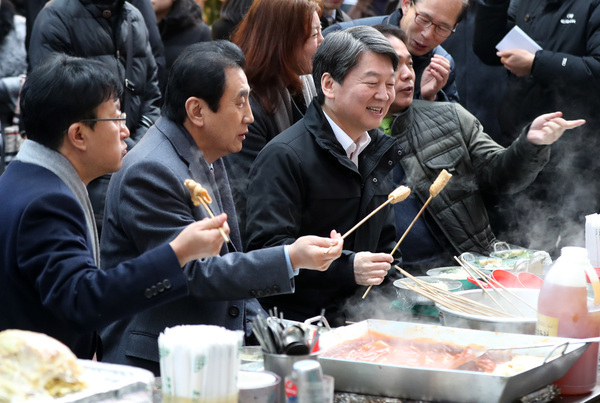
[16,140,100,265]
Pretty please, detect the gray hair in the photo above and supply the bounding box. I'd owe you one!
[312,25,400,104]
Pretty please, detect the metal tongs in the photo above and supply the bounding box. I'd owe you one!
[453,337,598,372]
[251,308,320,355]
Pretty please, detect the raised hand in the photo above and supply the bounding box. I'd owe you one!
[420,55,450,101]
[527,111,586,145]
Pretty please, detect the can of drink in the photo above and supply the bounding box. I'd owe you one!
[291,359,324,403]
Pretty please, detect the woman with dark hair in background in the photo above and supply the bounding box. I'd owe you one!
[210,0,253,40]
[224,0,323,242]
[153,0,211,72]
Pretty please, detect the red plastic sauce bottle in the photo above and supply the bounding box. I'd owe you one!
[536,246,600,395]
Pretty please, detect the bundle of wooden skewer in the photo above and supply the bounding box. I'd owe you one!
[452,255,537,317]
[396,255,538,318]
[395,266,514,317]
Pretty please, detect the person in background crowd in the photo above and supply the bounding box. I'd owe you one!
[345,0,395,19]
[0,0,27,172]
[99,41,343,375]
[473,0,600,255]
[153,0,211,74]
[325,0,469,103]
[24,0,167,89]
[320,0,351,30]
[28,0,164,236]
[0,54,231,359]
[210,0,253,40]
[376,24,585,274]
[437,0,504,141]
[245,26,400,327]
[225,0,323,241]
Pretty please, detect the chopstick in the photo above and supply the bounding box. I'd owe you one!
[363,171,452,299]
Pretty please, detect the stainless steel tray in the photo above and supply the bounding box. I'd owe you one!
[54,360,155,402]
[318,319,589,403]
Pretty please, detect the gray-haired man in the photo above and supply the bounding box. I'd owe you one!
[245,26,403,327]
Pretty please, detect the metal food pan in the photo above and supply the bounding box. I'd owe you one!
[54,360,155,402]
[318,319,588,403]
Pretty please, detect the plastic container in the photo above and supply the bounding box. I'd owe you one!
[536,246,600,395]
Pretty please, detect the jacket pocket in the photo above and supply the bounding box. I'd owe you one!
[422,143,464,172]
[124,331,159,363]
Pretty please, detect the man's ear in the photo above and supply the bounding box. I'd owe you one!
[65,122,87,152]
[185,97,205,128]
[401,0,411,14]
[321,72,336,100]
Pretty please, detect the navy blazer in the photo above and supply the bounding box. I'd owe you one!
[0,161,187,358]
[99,117,293,375]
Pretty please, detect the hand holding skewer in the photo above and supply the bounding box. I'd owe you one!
[363,170,452,299]
[184,179,230,243]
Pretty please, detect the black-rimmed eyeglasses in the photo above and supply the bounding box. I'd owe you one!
[80,112,127,129]
[413,9,456,38]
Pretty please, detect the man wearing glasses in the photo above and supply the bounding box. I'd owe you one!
[324,0,468,103]
[0,54,232,358]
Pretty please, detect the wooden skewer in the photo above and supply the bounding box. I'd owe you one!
[327,186,411,254]
[341,199,392,241]
[198,199,230,243]
[184,179,230,243]
[455,256,536,313]
[456,257,528,316]
[398,266,512,316]
[396,266,513,317]
[452,256,509,314]
[363,171,452,299]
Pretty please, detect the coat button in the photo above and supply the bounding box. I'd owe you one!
[388,160,393,165]
[273,285,280,293]
[102,9,112,18]
[228,306,240,317]
[249,290,257,298]
[151,286,158,296]
[372,177,378,183]
[157,282,165,292]
[256,289,264,298]
[397,150,402,156]
[163,279,171,289]
[144,288,152,299]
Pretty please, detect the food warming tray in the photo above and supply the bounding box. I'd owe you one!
[318,319,589,403]
[54,360,155,402]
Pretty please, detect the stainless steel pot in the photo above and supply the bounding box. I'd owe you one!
[436,288,538,335]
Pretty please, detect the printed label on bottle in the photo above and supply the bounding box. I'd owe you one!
[536,313,559,337]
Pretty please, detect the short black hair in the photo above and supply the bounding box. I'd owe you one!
[373,24,408,44]
[313,26,399,104]
[162,40,246,124]
[20,54,122,151]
